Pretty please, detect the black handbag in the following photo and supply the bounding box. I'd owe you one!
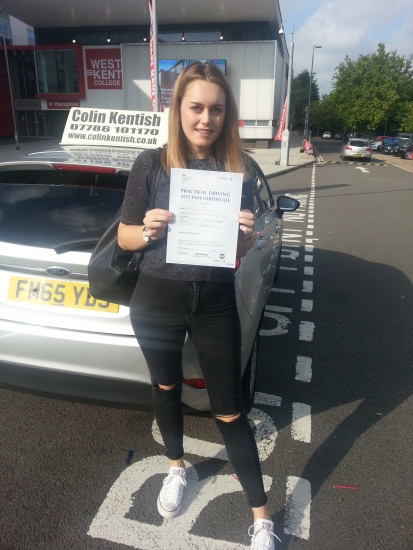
[88,161,162,307]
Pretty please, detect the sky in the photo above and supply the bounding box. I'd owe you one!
[278,0,413,97]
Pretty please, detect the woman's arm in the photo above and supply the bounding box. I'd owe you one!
[118,208,173,251]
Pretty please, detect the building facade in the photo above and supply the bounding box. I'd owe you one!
[0,2,289,145]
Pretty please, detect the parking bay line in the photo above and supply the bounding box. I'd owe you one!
[295,356,312,382]
[291,403,312,443]
[285,476,311,540]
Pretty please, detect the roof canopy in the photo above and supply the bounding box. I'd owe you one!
[1,0,280,36]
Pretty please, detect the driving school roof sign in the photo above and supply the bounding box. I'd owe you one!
[61,108,168,149]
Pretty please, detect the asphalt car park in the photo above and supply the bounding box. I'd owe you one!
[0,141,299,414]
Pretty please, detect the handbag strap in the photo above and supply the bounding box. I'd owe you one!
[128,152,163,270]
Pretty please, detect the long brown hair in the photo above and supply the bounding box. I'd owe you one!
[161,61,247,175]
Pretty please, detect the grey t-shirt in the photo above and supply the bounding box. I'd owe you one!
[121,148,255,282]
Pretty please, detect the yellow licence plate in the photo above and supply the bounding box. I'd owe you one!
[7,276,119,313]
[353,154,362,157]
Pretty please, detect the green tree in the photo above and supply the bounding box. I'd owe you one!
[400,102,413,132]
[290,69,320,131]
[310,92,343,136]
[332,43,413,134]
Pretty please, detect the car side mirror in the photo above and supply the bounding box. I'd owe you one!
[277,196,300,214]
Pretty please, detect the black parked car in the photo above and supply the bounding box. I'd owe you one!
[394,140,413,157]
[401,143,413,160]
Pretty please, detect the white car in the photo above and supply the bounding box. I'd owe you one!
[371,140,384,151]
[340,138,372,161]
[0,145,299,413]
[323,132,331,138]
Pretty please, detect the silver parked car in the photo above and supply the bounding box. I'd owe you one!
[341,138,372,161]
[0,145,298,412]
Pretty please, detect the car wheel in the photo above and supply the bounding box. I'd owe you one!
[404,151,412,160]
[342,156,347,161]
[366,158,371,162]
[241,328,259,413]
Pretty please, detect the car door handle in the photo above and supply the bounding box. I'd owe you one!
[275,224,281,234]
[257,236,268,249]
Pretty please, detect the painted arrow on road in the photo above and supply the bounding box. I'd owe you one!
[354,166,370,173]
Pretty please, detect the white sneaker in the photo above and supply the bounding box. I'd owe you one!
[157,467,187,519]
[249,519,281,549]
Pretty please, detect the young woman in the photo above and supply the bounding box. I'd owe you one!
[118,61,280,549]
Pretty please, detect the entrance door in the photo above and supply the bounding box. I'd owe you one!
[20,110,47,137]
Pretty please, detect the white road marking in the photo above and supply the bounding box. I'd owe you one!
[281,249,299,260]
[260,312,291,336]
[285,476,312,540]
[271,288,295,293]
[255,392,282,407]
[305,245,314,253]
[301,299,313,312]
[88,455,273,549]
[303,280,313,293]
[299,321,315,341]
[295,356,312,382]
[304,255,313,262]
[266,305,293,313]
[291,403,312,443]
[282,244,300,248]
[355,166,369,173]
[304,266,314,275]
[280,266,298,271]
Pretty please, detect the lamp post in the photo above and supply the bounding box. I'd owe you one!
[305,45,322,142]
[0,8,19,149]
[279,20,294,166]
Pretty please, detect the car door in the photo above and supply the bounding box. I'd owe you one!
[236,164,280,354]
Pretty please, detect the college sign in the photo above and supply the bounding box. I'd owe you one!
[60,107,168,148]
[85,48,123,90]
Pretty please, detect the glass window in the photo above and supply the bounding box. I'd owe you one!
[0,170,127,249]
[253,188,261,219]
[158,32,182,43]
[1,20,11,40]
[75,32,107,45]
[27,28,36,45]
[36,50,79,94]
[257,121,269,126]
[256,173,273,212]
[10,51,37,100]
[243,121,256,127]
[184,31,221,42]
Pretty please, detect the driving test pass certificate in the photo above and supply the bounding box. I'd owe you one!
[166,168,243,268]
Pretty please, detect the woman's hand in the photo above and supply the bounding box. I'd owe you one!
[143,208,174,241]
[237,209,254,239]
[118,209,173,251]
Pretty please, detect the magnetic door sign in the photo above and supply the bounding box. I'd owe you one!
[85,48,123,90]
[60,107,169,149]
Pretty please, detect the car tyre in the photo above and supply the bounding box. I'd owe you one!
[404,151,412,160]
[241,327,259,413]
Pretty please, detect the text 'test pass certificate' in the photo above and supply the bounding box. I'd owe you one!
[166,168,243,268]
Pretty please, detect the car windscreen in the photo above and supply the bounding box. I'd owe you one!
[349,140,369,147]
[0,168,128,250]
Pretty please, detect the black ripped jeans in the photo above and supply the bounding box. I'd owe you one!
[129,273,267,508]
